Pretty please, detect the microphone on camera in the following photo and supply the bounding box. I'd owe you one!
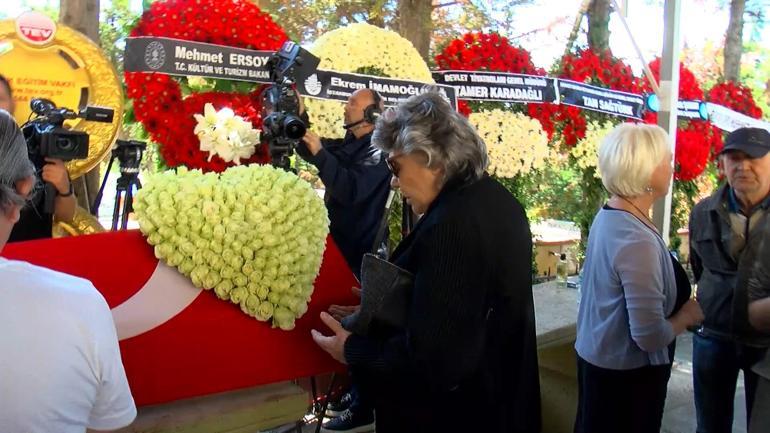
[343,119,366,130]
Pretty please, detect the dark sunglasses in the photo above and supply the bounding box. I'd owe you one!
[386,154,402,177]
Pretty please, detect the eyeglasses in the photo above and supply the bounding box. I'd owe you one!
[386,154,402,178]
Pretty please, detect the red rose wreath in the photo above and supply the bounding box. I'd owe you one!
[125,0,288,172]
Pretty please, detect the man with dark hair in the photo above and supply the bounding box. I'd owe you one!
[297,88,391,433]
[0,109,136,432]
[0,74,76,242]
[690,127,770,433]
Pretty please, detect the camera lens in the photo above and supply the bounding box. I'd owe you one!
[283,116,306,140]
[57,137,74,151]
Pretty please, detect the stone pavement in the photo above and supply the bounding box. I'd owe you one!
[269,332,749,433]
[662,332,748,433]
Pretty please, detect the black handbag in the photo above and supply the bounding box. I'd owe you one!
[341,253,413,335]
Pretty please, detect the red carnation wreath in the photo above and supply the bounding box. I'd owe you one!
[706,80,763,156]
[125,0,288,172]
[434,32,541,117]
[528,49,641,147]
[707,80,763,119]
[640,58,720,179]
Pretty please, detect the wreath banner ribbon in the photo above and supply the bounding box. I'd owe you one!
[126,37,770,132]
[558,79,646,120]
[296,69,458,110]
[125,36,274,83]
[124,36,458,109]
[433,70,557,105]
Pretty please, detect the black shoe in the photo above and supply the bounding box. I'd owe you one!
[320,409,375,433]
[325,392,354,417]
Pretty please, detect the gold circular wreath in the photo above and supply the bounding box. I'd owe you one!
[53,206,106,237]
[0,20,123,180]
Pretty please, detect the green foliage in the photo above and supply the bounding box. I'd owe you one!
[670,179,699,250]
[741,41,770,119]
[466,100,527,115]
[501,156,606,259]
[99,1,141,76]
[386,190,404,252]
[5,0,58,20]
[258,0,525,63]
[259,0,397,44]
[98,1,164,174]
[354,65,389,77]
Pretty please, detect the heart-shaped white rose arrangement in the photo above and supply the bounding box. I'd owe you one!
[133,165,329,330]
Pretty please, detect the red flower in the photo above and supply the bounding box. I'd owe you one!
[641,58,703,100]
[526,49,641,147]
[675,123,713,181]
[125,0,286,172]
[435,31,541,121]
[707,80,762,119]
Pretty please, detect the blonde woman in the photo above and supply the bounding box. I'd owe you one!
[574,123,703,433]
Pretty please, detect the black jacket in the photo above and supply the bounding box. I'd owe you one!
[344,175,541,433]
[296,131,391,278]
[690,184,770,346]
[9,181,53,242]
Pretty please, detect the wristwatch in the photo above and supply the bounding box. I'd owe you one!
[57,181,74,197]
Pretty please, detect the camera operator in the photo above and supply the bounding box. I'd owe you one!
[0,75,76,242]
[297,88,391,279]
[297,89,390,433]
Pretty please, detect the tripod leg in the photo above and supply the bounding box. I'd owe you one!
[121,183,133,231]
[112,188,123,232]
[92,155,116,215]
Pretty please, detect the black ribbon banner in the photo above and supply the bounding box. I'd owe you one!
[432,70,558,104]
[295,69,458,110]
[124,36,457,109]
[557,79,645,120]
[124,36,274,83]
[677,100,707,120]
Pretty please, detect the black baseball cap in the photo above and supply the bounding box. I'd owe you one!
[721,127,770,158]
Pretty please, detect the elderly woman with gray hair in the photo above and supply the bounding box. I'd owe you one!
[574,123,704,433]
[0,110,36,238]
[311,90,541,432]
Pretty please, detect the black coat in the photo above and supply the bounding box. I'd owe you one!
[296,131,391,278]
[344,175,541,433]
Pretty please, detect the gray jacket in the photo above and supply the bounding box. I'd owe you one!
[576,208,677,369]
[690,184,770,346]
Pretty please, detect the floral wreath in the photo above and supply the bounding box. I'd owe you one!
[528,48,640,148]
[570,120,615,177]
[706,80,763,157]
[641,58,719,180]
[434,32,541,117]
[125,0,287,172]
[304,23,433,139]
[134,165,329,330]
[469,109,549,178]
[707,80,763,119]
[434,32,551,178]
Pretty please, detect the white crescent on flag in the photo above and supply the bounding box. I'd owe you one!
[110,261,203,340]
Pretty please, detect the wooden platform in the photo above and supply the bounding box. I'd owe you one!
[113,381,308,433]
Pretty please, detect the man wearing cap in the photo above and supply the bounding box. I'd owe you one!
[689,127,770,433]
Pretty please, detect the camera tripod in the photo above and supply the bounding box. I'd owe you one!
[92,140,146,231]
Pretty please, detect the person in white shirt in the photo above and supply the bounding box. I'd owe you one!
[0,109,136,432]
